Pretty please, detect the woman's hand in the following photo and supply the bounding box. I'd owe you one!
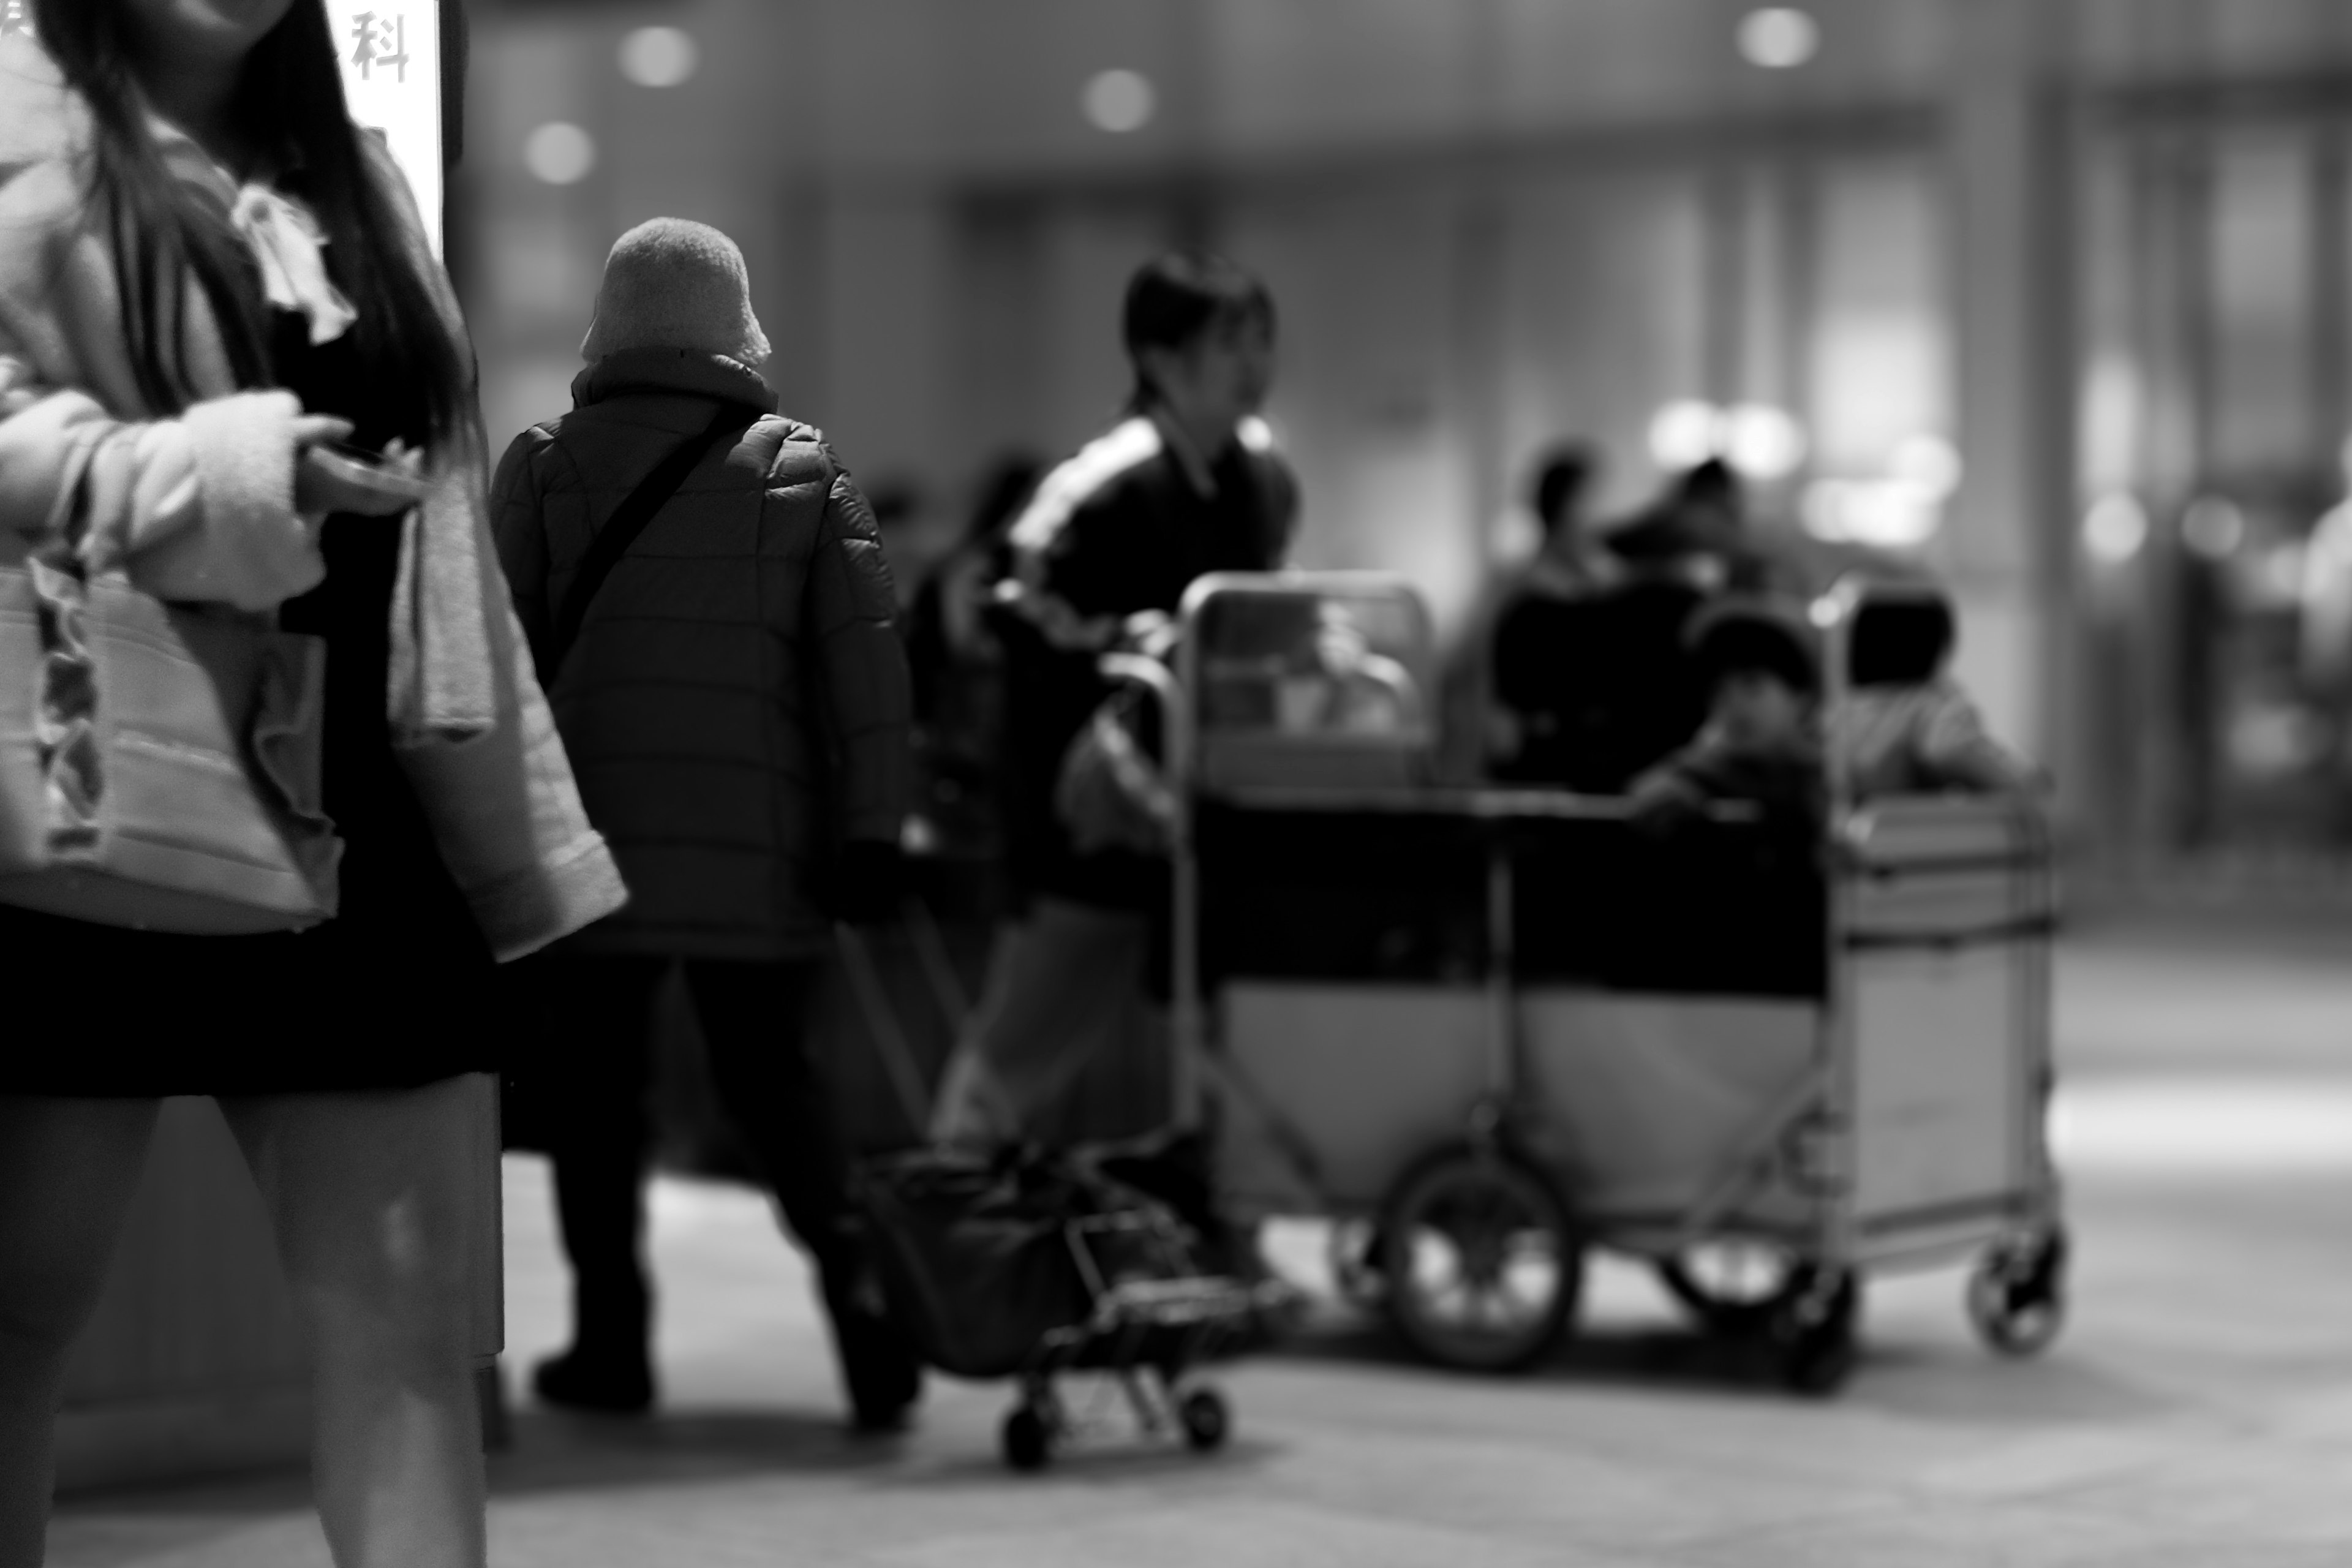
[293,418,427,517]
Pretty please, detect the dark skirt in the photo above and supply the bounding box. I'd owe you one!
[0,516,499,1097]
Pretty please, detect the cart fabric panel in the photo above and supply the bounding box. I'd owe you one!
[1196,804,1825,998]
[1510,817,1825,997]
[1195,805,1488,984]
[1212,983,1490,1210]
[1517,992,1820,1229]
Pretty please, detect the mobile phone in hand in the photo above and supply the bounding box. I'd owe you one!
[303,442,433,505]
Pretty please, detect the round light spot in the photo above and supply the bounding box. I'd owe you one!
[1648,399,1722,470]
[619,26,699,89]
[1083,69,1157,134]
[1723,403,1808,480]
[1800,478,1942,548]
[524,122,597,186]
[2082,492,2149,564]
[2181,496,2245,559]
[1888,432,1962,498]
[1738,8,1821,70]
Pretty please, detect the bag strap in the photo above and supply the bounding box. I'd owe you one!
[547,399,760,674]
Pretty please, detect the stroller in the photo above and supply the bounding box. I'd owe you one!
[835,914,1283,1471]
[853,1137,1279,1470]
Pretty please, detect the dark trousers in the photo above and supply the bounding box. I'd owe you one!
[520,955,917,1416]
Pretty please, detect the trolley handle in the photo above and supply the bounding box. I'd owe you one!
[1098,651,1191,791]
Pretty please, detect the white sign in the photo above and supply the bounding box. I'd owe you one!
[326,0,443,257]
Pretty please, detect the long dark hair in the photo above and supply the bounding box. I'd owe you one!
[31,0,466,443]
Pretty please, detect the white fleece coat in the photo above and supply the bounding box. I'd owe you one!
[0,36,625,959]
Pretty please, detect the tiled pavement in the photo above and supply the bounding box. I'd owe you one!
[45,913,2352,1566]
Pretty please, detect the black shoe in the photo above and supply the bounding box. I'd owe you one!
[835,1298,923,1435]
[848,1393,918,1436]
[843,1338,923,1435]
[532,1347,655,1415]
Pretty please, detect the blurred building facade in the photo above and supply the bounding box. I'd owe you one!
[456,0,2352,886]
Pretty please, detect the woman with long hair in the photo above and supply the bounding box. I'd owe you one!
[0,3,624,1563]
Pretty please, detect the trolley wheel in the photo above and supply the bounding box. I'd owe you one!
[1377,1148,1580,1373]
[1000,1403,1054,1472]
[1177,1385,1231,1452]
[1329,1218,1386,1308]
[1767,1264,1860,1396]
[1967,1226,2068,1357]
[1655,1240,1804,1338]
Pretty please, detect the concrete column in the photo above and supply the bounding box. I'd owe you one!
[1940,0,2079,801]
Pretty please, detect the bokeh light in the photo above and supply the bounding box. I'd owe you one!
[1723,404,1808,480]
[1738,9,1821,70]
[619,27,699,89]
[524,123,597,186]
[1647,399,1721,469]
[2181,496,2246,559]
[1083,69,1157,134]
[1889,432,1961,497]
[2082,492,2149,564]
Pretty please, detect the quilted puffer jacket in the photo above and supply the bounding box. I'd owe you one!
[490,348,911,959]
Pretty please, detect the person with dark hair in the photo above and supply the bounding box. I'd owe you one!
[1628,600,1826,834]
[1467,440,1615,780]
[930,250,1297,1146]
[0,4,625,1562]
[491,219,922,1431]
[1609,456,1812,598]
[1830,597,2034,797]
[1532,443,1600,552]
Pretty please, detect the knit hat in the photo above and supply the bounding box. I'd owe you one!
[581,218,772,366]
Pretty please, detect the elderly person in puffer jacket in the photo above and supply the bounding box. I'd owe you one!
[490,218,921,1430]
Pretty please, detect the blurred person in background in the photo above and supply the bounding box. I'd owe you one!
[0,2,628,1563]
[1657,455,1812,599]
[1455,440,1608,780]
[1479,460,1727,792]
[900,454,1042,867]
[491,219,921,1432]
[929,251,1297,1147]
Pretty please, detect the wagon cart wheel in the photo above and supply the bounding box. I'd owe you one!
[1767,1264,1860,1396]
[1177,1384,1231,1452]
[1000,1402,1054,1472]
[1377,1149,1580,1373]
[1967,1226,2068,1357]
[1655,1240,1804,1338]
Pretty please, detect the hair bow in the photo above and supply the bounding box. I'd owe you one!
[228,184,359,347]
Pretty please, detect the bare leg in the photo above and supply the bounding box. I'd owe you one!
[0,1098,159,1568]
[223,1080,487,1568]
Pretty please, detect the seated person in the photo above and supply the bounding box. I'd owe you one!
[1628,600,1825,835]
[1829,595,2035,797]
[1275,601,1420,736]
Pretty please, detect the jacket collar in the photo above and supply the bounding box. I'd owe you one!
[573,348,778,413]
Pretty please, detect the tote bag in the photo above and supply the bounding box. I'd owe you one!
[0,552,340,933]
